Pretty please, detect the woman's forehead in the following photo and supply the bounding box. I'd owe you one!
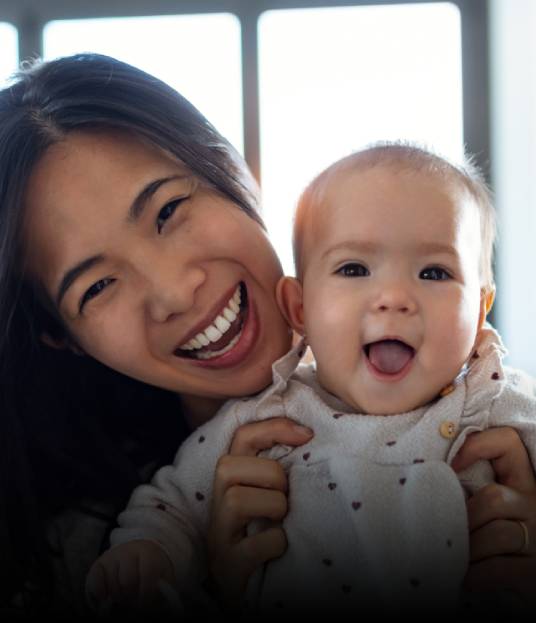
[25,131,188,223]
[31,130,185,188]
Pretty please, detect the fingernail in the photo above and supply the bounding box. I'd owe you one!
[293,424,313,437]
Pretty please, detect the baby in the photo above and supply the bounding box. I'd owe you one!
[87,144,536,615]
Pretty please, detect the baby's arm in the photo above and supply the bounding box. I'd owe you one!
[85,400,254,613]
[85,460,207,614]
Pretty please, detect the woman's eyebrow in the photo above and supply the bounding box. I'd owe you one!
[128,175,188,222]
[56,255,104,307]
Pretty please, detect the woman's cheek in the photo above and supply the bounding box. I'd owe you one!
[77,311,143,368]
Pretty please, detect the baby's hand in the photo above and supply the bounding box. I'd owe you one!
[85,539,176,614]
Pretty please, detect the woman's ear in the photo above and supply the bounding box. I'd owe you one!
[478,287,496,330]
[40,332,85,356]
[276,276,305,335]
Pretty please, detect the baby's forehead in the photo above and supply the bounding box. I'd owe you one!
[296,162,481,268]
[310,163,473,226]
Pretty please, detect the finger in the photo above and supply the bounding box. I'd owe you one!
[470,518,533,562]
[105,557,124,603]
[451,428,536,492]
[211,527,288,600]
[117,557,141,602]
[464,555,536,599]
[87,558,134,614]
[86,563,109,608]
[234,526,288,575]
[212,485,288,543]
[137,548,175,605]
[466,482,535,531]
[212,454,288,504]
[229,418,313,456]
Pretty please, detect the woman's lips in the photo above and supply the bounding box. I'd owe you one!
[180,283,259,369]
[175,283,242,351]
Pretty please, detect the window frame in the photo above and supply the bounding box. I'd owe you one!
[0,0,489,184]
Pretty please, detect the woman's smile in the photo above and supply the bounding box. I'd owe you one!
[175,283,244,357]
[173,281,259,368]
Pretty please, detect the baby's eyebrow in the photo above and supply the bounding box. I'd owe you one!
[321,240,380,260]
[415,242,459,257]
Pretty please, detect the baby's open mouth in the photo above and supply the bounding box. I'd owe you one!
[364,339,415,375]
[174,282,247,360]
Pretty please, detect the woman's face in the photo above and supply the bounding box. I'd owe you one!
[23,131,291,404]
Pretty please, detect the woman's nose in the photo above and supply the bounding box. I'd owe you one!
[142,261,206,323]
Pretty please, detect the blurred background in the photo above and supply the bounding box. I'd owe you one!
[0,0,534,374]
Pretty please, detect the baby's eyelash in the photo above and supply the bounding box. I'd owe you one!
[419,266,452,281]
[335,262,370,278]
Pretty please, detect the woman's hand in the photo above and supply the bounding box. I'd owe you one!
[207,418,313,606]
[451,427,536,603]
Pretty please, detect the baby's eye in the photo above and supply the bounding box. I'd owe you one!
[336,263,370,278]
[420,266,451,281]
[79,277,115,312]
[156,199,184,234]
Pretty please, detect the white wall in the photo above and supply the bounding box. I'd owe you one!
[490,0,536,375]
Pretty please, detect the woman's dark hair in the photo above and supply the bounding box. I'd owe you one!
[0,53,261,614]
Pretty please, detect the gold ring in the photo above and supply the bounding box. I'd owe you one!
[516,520,530,555]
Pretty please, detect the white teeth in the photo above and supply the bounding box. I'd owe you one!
[215,315,231,333]
[223,307,237,322]
[205,325,223,342]
[178,284,244,352]
[196,329,242,360]
[196,332,210,346]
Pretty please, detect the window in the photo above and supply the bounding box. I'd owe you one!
[43,14,243,154]
[258,3,463,274]
[490,0,536,374]
[0,22,18,87]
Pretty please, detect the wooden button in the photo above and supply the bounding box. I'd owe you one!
[439,421,456,439]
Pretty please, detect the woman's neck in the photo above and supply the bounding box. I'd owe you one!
[180,393,226,431]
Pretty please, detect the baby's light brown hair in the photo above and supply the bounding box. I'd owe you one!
[293,142,496,294]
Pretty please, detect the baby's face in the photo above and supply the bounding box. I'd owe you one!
[300,164,484,414]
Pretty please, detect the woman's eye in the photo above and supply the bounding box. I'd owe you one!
[420,266,451,281]
[336,263,370,278]
[156,199,183,234]
[79,277,115,312]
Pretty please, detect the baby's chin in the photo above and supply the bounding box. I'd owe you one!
[342,389,441,417]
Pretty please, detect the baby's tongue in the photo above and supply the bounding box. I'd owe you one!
[367,340,414,374]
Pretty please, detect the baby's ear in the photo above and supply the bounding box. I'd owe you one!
[276,276,305,335]
[40,332,85,356]
[478,286,496,330]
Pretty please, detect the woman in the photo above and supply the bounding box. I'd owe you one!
[0,54,534,618]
